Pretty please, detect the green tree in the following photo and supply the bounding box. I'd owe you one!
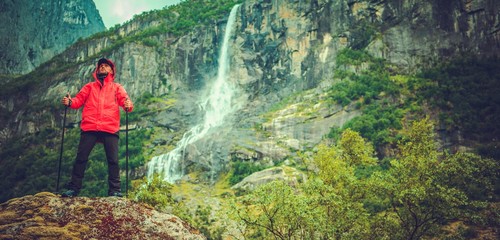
[229,130,378,239]
[229,119,498,239]
[301,179,371,239]
[229,180,318,239]
[129,174,174,211]
[315,129,377,200]
[311,130,377,239]
[380,118,498,239]
[383,118,459,239]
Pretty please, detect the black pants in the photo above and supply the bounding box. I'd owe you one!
[67,131,120,194]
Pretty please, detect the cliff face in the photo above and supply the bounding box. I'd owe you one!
[0,0,498,182]
[38,0,498,101]
[0,0,105,75]
[233,0,500,90]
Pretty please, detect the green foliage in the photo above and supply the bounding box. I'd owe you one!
[338,129,377,166]
[229,130,379,239]
[230,180,321,239]
[190,205,215,238]
[119,128,149,169]
[342,102,404,147]
[81,151,108,197]
[411,57,500,159]
[327,49,406,152]
[336,48,373,66]
[229,179,373,239]
[141,38,159,47]
[439,152,498,202]
[229,119,499,239]
[121,92,176,124]
[229,160,265,186]
[381,118,498,239]
[326,126,342,140]
[130,176,224,239]
[129,174,174,211]
[164,0,243,35]
[0,57,77,96]
[84,0,244,56]
[384,118,451,238]
[331,49,398,107]
[349,21,377,50]
[0,127,79,202]
[175,203,222,239]
[314,129,380,211]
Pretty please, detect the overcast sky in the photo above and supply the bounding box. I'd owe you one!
[94,0,182,28]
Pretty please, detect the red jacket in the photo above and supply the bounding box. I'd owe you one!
[70,59,133,134]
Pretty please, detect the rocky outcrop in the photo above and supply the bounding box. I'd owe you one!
[231,166,307,193]
[0,192,205,239]
[0,0,105,75]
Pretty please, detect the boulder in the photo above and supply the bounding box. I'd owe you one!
[0,192,205,239]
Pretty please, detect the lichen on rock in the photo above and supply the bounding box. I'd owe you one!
[0,192,205,240]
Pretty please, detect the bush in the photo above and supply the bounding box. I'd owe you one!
[129,175,174,211]
[228,160,264,186]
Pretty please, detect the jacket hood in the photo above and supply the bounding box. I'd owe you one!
[92,58,115,83]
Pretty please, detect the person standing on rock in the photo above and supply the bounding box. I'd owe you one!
[60,57,133,197]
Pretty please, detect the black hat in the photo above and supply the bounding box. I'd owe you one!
[97,58,111,67]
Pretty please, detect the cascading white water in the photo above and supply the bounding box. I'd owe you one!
[147,4,241,183]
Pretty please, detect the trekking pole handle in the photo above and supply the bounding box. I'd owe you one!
[124,97,130,112]
[64,93,71,107]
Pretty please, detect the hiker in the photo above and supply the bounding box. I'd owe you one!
[60,58,133,197]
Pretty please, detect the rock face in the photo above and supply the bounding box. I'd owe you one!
[0,0,105,75]
[0,192,205,239]
[231,166,307,193]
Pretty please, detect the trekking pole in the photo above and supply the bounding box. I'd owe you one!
[125,103,129,197]
[56,93,69,192]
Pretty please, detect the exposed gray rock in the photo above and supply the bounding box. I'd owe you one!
[0,192,205,239]
[0,0,105,75]
[231,166,307,193]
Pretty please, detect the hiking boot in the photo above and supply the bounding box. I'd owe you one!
[61,189,78,197]
[108,192,123,197]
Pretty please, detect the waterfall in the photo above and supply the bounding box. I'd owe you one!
[147,4,241,183]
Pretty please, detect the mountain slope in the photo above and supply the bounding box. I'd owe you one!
[0,0,105,75]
